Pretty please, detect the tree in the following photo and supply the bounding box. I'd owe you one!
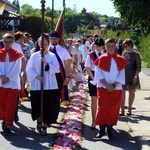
[87,21,94,30]
[64,8,80,35]
[111,0,150,36]
[20,4,35,15]
[81,8,99,26]
[45,7,51,17]
[18,3,119,38]
[76,26,86,35]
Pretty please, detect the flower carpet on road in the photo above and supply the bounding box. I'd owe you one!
[54,81,88,150]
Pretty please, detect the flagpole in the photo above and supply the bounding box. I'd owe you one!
[55,7,65,45]
[63,0,65,31]
[40,0,45,125]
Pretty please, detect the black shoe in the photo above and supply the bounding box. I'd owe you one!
[94,131,106,140]
[108,132,114,139]
[40,127,47,136]
[1,120,5,131]
[3,126,11,135]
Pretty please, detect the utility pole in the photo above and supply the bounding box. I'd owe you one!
[52,0,54,30]
[63,0,65,7]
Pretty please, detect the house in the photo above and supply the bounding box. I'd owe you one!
[99,21,110,29]
[0,0,22,32]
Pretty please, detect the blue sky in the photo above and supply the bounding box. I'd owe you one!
[9,0,119,17]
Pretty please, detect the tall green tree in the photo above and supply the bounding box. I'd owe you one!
[111,0,150,36]
[64,8,80,35]
[20,4,35,15]
[81,8,99,27]
[18,3,118,37]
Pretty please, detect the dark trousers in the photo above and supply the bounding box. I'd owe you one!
[55,73,63,120]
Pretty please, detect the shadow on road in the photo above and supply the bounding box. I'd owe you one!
[1,121,58,150]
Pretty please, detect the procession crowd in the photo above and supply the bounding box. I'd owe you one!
[0,26,141,141]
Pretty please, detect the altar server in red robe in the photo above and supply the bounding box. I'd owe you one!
[0,33,23,135]
[94,38,128,140]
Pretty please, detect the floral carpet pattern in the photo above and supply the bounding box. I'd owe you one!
[54,81,88,150]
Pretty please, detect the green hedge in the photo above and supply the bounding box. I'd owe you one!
[138,34,150,67]
[19,14,52,40]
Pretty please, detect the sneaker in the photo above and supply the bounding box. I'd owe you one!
[1,120,5,131]
[94,131,106,140]
[108,132,114,140]
[3,126,11,135]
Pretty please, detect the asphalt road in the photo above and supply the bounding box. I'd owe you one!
[1,70,147,150]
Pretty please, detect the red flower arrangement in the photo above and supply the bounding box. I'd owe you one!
[54,81,88,150]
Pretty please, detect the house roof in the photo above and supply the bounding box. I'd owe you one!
[0,3,6,15]
[0,0,18,10]
[0,1,22,30]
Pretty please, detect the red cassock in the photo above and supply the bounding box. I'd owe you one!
[96,88,122,125]
[94,52,128,126]
[0,48,23,126]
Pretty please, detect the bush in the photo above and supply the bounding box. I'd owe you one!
[138,34,150,67]
[19,14,52,40]
[104,30,130,39]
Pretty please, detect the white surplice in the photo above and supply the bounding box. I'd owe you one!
[0,53,22,89]
[26,51,60,90]
[95,58,125,90]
